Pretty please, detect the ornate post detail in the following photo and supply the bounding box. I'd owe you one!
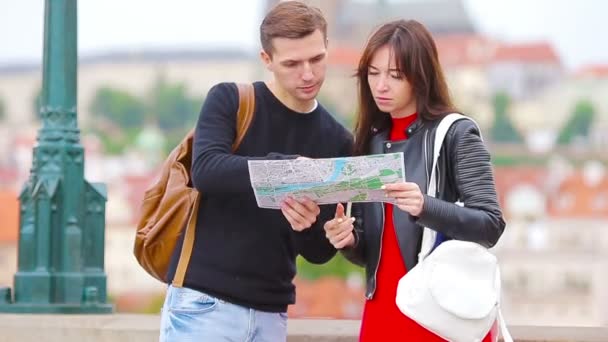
[0,0,113,313]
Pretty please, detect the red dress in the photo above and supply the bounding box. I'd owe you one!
[359,113,497,342]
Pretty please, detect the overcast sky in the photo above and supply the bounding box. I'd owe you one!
[1,0,606,71]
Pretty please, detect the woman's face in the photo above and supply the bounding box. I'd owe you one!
[367,45,416,118]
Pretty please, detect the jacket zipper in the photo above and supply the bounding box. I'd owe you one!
[424,129,429,185]
[367,202,385,300]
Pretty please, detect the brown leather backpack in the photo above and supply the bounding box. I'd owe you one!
[134,83,255,285]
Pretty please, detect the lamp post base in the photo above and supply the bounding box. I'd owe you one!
[0,286,113,314]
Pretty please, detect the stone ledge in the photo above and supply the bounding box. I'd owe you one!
[0,314,607,342]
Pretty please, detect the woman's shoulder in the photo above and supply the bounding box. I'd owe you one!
[440,114,482,142]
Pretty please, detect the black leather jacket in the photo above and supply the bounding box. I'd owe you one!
[342,116,506,299]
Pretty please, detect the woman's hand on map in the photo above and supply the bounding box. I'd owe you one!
[383,182,424,217]
[323,203,356,249]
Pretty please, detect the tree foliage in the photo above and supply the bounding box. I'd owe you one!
[87,78,203,154]
[490,92,522,144]
[296,253,364,281]
[148,77,201,132]
[90,87,146,129]
[557,99,595,145]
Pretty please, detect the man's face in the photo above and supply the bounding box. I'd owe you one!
[261,29,328,103]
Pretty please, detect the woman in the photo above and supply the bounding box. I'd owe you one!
[323,20,506,341]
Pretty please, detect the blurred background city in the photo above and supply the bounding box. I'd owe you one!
[0,0,607,328]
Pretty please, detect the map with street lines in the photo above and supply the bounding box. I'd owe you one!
[248,153,405,209]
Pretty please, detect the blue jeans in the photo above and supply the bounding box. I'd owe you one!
[159,285,288,342]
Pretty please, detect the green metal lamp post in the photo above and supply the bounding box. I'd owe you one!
[0,0,113,313]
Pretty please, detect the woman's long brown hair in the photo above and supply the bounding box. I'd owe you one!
[353,20,456,155]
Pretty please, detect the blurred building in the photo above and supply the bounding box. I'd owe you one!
[511,70,608,153]
[487,42,563,100]
[267,0,476,45]
[435,34,498,128]
[493,162,608,326]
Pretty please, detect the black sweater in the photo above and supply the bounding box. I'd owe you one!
[166,82,353,312]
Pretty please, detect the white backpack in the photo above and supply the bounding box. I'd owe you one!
[395,114,512,342]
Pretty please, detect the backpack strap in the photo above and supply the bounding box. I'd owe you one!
[234,83,256,150]
[172,83,256,287]
[418,113,471,262]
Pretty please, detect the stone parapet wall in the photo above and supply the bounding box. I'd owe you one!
[0,314,607,342]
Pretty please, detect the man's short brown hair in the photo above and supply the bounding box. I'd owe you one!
[260,1,327,57]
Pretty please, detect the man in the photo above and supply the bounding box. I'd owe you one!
[159,1,353,341]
